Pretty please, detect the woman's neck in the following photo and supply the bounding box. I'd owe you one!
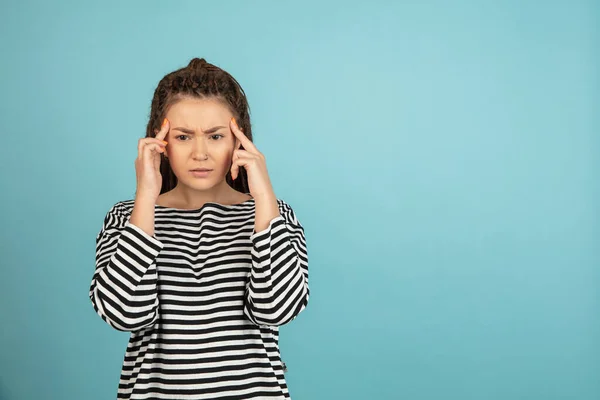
[159,182,247,208]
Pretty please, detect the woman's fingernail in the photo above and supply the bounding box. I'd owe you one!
[162,140,168,145]
[232,117,237,126]
[162,118,168,128]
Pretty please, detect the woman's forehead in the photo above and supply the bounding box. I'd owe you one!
[167,98,232,125]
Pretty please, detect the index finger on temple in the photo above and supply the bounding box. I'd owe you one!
[230,117,253,149]
[155,118,170,141]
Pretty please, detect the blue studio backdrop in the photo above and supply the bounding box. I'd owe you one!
[0,1,598,399]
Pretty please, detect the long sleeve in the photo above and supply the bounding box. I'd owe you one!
[89,202,164,332]
[244,200,309,327]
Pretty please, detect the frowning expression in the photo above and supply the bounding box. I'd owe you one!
[164,97,238,189]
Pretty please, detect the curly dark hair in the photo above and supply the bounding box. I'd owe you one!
[145,57,252,195]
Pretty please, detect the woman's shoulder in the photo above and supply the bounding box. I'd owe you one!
[105,197,295,214]
[275,197,293,210]
[102,199,135,217]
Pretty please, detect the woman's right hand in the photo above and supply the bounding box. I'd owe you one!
[135,118,170,201]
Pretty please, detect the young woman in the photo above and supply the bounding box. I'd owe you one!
[89,58,309,399]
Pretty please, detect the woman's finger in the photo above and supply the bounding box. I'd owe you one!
[155,118,170,141]
[233,149,260,160]
[143,143,165,163]
[230,157,254,180]
[230,118,259,154]
[138,138,168,160]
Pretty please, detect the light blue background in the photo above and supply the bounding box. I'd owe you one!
[0,1,598,399]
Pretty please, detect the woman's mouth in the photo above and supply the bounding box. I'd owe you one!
[190,169,213,178]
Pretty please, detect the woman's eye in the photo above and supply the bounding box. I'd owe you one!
[175,134,223,141]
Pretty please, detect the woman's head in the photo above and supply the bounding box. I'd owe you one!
[145,58,252,195]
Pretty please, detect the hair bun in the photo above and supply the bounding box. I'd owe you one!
[188,58,206,68]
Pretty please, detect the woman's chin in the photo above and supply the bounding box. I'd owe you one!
[175,174,226,190]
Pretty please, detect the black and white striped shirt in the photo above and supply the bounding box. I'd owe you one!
[89,198,309,399]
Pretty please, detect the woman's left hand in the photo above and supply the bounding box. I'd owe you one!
[229,117,276,200]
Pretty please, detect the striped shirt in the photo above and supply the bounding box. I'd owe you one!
[89,198,309,399]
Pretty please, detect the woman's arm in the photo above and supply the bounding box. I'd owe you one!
[89,201,163,332]
[244,200,310,327]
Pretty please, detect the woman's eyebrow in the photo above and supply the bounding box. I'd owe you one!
[172,126,227,134]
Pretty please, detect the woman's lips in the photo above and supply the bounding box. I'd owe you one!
[190,169,212,177]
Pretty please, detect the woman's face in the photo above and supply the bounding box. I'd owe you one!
[163,97,238,191]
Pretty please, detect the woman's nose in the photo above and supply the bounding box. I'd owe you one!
[192,137,209,159]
